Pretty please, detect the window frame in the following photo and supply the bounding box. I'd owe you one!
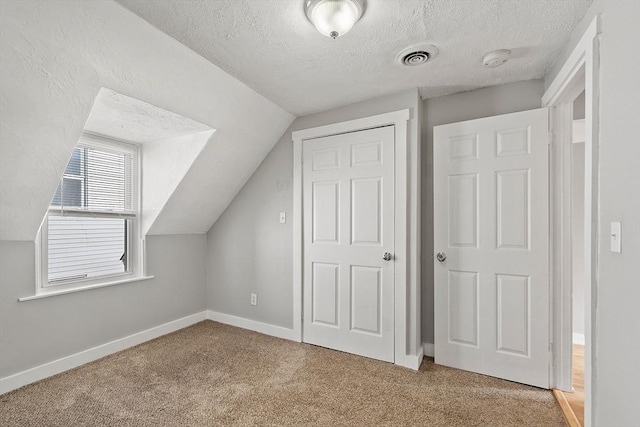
[36,133,144,295]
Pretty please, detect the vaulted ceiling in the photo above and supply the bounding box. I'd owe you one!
[0,0,592,241]
[115,0,593,115]
[0,1,293,240]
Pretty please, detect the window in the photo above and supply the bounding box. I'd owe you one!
[39,135,140,291]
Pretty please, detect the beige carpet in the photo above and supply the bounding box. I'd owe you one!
[0,321,566,426]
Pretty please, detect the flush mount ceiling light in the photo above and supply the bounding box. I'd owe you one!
[305,0,365,39]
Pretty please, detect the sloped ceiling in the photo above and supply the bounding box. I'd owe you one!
[84,88,213,143]
[115,0,593,116]
[142,131,214,236]
[83,88,218,236]
[0,0,294,240]
[0,0,593,240]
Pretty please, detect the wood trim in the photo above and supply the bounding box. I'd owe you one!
[550,103,575,392]
[553,389,582,427]
[292,109,420,369]
[543,14,600,427]
[422,342,435,358]
[542,18,600,106]
[291,110,409,141]
[19,275,155,302]
[0,311,206,394]
[206,310,297,342]
[292,134,303,342]
[393,114,410,368]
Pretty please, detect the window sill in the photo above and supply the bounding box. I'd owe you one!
[18,275,155,302]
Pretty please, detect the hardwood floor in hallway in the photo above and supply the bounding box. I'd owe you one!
[553,344,585,427]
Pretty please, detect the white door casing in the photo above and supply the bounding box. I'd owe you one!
[434,108,550,388]
[292,108,422,370]
[302,126,395,362]
[543,17,600,426]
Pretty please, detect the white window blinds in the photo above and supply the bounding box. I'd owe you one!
[45,137,138,285]
[47,216,127,283]
[51,142,136,217]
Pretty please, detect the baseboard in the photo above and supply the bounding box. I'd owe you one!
[208,310,429,370]
[572,333,585,345]
[395,345,424,371]
[422,342,435,358]
[206,310,298,342]
[0,311,207,395]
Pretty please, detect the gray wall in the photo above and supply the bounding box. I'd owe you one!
[207,71,640,384]
[207,81,544,342]
[0,234,207,378]
[420,79,545,344]
[571,142,585,338]
[546,1,640,424]
[0,81,547,380]
[573,90,586,120]
[207,89,421,329]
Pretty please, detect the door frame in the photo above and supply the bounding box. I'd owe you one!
[292,109,423,369]
[543,15,600,426]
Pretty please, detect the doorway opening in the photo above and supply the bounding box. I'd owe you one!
[570,91,586,426]
[542,15,600,427]
[553,89,587,427]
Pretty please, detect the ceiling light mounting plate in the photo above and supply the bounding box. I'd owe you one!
[305,0,366,39]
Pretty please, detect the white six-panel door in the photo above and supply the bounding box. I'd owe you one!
[434,109,550,388]
[302,126,395,362]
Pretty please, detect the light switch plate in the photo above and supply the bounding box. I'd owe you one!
[279,212,286,224]
[610,222,622,253]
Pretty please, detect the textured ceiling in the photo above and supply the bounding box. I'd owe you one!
[85,88,211,144]
[115,0,592,116]
[0,0,293,240]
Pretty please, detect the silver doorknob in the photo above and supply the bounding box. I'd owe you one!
[436,252,447,262]
[383,252,392,261]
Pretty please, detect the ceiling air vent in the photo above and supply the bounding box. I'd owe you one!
[396,44,439,67]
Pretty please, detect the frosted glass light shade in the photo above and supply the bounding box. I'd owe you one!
[305,0,365,39]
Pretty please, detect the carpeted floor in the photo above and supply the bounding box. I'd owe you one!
[0,321,567,426]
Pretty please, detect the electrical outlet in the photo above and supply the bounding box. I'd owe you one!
[250,293,258,306]
[279,211,286,224]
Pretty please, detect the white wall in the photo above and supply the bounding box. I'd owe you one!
[421,79,545,344]
[0,234,207,378]
[0,0,292,388]
[0,0,293,241]
[546,1,640,424]
[207,89,421,353]
[141,131,212,236]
